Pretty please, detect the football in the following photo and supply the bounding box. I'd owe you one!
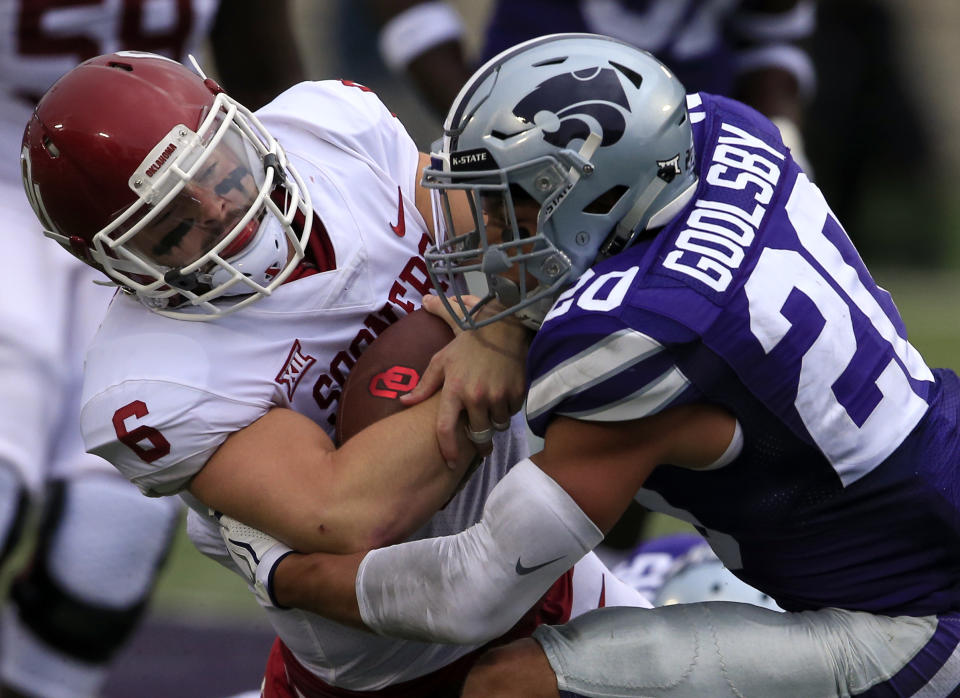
[335,308,455,444]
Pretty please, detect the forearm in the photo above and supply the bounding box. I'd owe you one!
[209,0,305,109]
[327,395,476,550]
[191,400,475,555]
[260,461,602,635]
[272,550,367,626]
[370,0,469,117]
[356,459,603,644]
[734,68,803,125]
[732,0,816,124]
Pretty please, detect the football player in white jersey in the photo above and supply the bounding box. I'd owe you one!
[0,3,302,697]
[19,50,645,696]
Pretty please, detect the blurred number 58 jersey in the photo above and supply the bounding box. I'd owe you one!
[527,92,960,617]
[0,0,216,90]
[0,0,220,181]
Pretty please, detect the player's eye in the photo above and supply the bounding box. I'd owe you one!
[214,166,250,196]
[196,161,217,183]
[152,218,194,257]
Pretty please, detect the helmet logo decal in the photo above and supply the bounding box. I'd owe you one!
[145,143,177,178]
[449,147,494,172]
[657,154,681,183]
[513,67,630,148]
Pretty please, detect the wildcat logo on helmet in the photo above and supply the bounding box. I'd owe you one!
[513,67,631,149]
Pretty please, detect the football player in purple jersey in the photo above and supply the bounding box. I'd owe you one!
[219,33,960,697]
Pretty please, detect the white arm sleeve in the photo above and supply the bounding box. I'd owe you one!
[356,459,603,644]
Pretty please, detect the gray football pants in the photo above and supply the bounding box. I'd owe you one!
[534,602,960,697]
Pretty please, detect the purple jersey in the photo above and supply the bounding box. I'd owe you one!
[480,0,814,99]
[526,92,960,616]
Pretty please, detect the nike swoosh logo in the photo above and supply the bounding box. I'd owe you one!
[515,555,564,576]
[390,186,405,237]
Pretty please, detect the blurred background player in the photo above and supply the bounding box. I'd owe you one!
[0,2,302,696]
[362,0,957,270]
[612,532,782,611]
[368,0,814,169]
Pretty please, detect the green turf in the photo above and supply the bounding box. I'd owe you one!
[151,268,960,617]
[151,514,262,618]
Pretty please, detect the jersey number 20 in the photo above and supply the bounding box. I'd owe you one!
[744,174,932,485]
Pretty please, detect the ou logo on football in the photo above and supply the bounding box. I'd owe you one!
[369,365,420,399]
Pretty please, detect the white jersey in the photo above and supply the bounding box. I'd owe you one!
[80,80,531,689]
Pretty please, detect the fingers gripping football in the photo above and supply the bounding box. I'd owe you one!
[402,295,529,462]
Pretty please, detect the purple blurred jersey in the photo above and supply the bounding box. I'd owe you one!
[526,92,960,616]
[480,0,814,98]
[611,532,706,601]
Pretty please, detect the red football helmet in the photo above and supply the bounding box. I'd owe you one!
[21,51,312,320]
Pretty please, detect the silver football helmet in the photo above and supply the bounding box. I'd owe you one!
[423,33,697,329]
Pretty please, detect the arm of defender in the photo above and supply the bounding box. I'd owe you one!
[189,394,476,555]
[366,0,472,117]
[402,294,531,462]
[730,0,815,171]
[208,0,305,110]
[266,403,738,639]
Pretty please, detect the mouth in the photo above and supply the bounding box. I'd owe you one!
[219,213,261,258]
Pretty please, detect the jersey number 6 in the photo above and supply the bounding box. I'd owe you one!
[113,400,172,463]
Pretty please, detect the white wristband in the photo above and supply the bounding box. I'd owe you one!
[357,458,603,644]
[736,43,816,100]
[702,419,743,471]
[378,1,465,72]
[255,544,294,609]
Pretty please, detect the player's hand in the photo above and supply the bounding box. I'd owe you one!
[211,509,294,608]
[401,294,529,463]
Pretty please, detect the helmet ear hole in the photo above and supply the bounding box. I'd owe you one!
[42,136,60,158]
[584,185,629,214]
[508,183,535,204]
[609,61,643,89]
